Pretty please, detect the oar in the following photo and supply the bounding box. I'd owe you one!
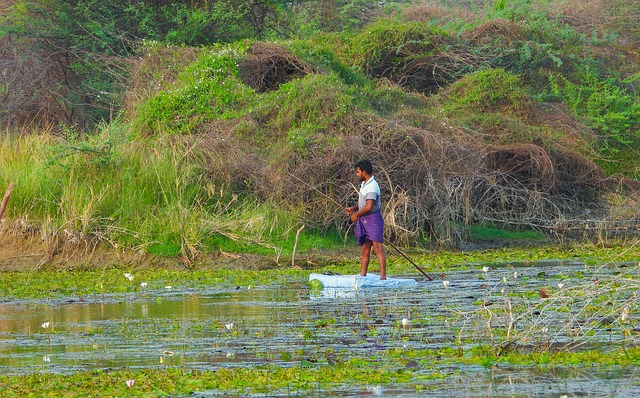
[288,172,433,281]
[385,240,433,280]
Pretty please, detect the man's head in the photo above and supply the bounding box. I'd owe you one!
[355,159,373,181]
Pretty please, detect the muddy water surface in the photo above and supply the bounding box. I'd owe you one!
[1,260,640,396]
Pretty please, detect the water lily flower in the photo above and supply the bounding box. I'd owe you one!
[43,355,50,362]
[165,286,172,290]
[367,385,383,396]
[541,327,548,334]
[442,280,449,290]
[225,323,234,331]
[482,266,489,273]
[401,318,409,333]
[126,379,135,390]
[226,352,235,358]
[140,282,148,288]
[622,307,630,322]
[513,272,519,279]
[41,322,50,329]
[503,277,507,283]
[557,283,565,289]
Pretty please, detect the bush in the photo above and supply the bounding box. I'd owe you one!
[349,20,466,93]
[443,68,531,116]
[550,66,640,152]
[131,43,255,135]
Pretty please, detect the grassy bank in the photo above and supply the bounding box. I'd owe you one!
[2,241,638,300]
[1,0,639,259]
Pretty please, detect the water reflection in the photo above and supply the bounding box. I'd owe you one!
[0,262,639,396]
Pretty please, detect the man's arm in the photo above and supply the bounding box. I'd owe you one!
[350,199,374,222]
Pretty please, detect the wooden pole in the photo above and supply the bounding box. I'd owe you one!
[0,183,15,221]
[385,240,433,281]
[287,172,433,280]
[291,225,305,267]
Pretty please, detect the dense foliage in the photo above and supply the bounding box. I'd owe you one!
[1,0,639,257]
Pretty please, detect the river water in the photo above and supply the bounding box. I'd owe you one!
[1,260,640,396]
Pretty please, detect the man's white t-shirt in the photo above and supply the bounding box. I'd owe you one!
[358,176,381,212]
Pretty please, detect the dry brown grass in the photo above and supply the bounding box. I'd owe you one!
[125,44,202,118]
[401,2,477,25]
[238,42,313,93]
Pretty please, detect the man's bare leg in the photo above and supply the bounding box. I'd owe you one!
[360,241,372,276]
[372,241,386,280]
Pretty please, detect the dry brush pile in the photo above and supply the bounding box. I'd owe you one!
[123,25,640,247]
[176,43,628,246]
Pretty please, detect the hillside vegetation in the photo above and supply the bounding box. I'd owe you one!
[1,0,639,261]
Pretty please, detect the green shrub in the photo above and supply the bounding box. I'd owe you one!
[131,43,254,135]
[550,66,640,153]
[349,20,455,93]
[443,68,530,116]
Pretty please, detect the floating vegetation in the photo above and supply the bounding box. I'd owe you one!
[1,257,640,396]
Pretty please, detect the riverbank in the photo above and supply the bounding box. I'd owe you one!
[2,225,639,299]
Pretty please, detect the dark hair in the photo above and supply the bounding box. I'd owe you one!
[355,159,373,175]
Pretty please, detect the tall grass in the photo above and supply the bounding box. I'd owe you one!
[0,123,309,258]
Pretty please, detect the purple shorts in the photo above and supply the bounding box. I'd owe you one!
[355,210,384,245]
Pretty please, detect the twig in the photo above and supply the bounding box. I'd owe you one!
[0,183,15,220]
[291,224,305,268]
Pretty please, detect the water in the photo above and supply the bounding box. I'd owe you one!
[1,260,640,396]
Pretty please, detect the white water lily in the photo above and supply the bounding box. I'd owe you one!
[622,307,630,322]
[41,322,50,329]
[42,355,51,362]
[541,327,548,334]
[126,379,135,390]
[225,323,234,331]
[165,286,172,290]
[513,272,519,279]
[503,276,507,283]
[401,317,409,333]
[557,283,565,289]
[367,385,383,396]
[140,282,148,288]
[442,280,449,289]
[482,266,489,273]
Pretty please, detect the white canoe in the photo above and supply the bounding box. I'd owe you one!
[309,273,418,289]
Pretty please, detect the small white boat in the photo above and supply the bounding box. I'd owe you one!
[309,273,418,289]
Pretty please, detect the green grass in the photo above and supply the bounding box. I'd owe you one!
[0,124,306,258]
[468,224,545,241]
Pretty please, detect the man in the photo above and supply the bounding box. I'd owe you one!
[345,160,387,280]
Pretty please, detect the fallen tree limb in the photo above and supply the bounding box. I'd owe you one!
[0,183,15,220]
